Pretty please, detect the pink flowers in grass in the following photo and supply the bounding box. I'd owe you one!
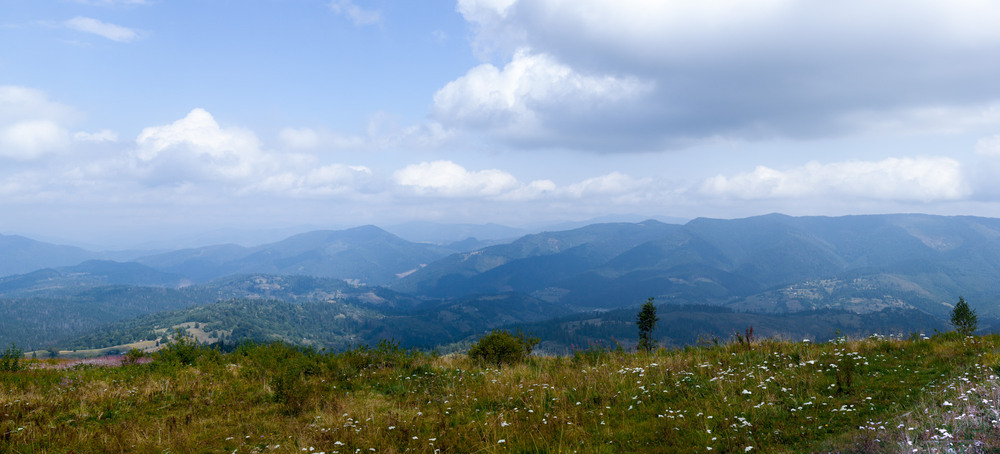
[31,355,152,370]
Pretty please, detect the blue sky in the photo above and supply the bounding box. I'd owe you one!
[3,0,1000,247]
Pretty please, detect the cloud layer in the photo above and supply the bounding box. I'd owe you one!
[438,0,1000,151]
[701,157,968,202]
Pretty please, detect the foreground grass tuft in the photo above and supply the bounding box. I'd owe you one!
[3,334,1000,452]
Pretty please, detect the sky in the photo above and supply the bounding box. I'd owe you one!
[3,0,1000,248]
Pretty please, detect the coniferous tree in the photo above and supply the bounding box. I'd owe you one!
[951,296,978,336]
[637,297,658,352]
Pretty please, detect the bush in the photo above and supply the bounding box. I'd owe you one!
[121,348,147,366]
[273,365,310,415]
[339,339,415,371]
[468,329,539,367]
[1,343,23,372]
[156,331,202,366]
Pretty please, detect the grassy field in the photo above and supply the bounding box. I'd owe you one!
[3,333,1000,453]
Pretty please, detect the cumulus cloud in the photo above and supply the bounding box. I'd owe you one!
[129,108,377,199]
[700,157,967,202]
[64,16,140,42]
[133,108,266,182]
[0,86,78,160]
[394,160,554,198]
[329,0,381,26]
[0,121,71,160]
[433,50,652,147]
[441,0,1000,151]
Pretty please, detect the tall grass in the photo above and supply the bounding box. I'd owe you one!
[3,334,999,452]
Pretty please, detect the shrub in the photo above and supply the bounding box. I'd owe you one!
[467,329,539,367]
[121,348,147,366]
[157,330,201,366]
[273,365,310,415]
[1,343,23,372]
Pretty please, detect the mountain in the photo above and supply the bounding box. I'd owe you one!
[383,221,528,245]
[136,225,451,284]
[394,214,1000,315]
[0,260,188,297]
[14,213,1000,354]
[0,234,101,277]
[392,220,682,298]
[537,214,688,232]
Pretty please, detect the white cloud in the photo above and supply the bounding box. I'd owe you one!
[134,108,265,181]
[0,86,78,160]
[74,129,119,142]
[432,49,652,145]
[700,157,967,202]
[0,121,71,160]
[0,86,78,124]
[394,160,555,198]
[131,109,376,199]
[64,16,140,42]
[394,161,518,197]
[329,0,381,26]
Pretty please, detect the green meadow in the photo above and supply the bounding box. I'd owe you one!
[3,333,1000,453]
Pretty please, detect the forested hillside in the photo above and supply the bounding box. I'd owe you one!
[6,214,1000,353]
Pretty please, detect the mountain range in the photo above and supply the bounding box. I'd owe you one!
[4,213,1000,353]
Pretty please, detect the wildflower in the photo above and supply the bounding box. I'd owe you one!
[498,439,506,444]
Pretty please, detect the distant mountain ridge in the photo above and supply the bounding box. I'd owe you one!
[0,260,187,297]
[0,234,101,276]
[134,225,452,284]
[394,214,1000,316]
[10,214,1000,352]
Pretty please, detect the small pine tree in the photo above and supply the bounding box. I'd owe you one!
[951,296,978,336]
[636,297,659,352]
